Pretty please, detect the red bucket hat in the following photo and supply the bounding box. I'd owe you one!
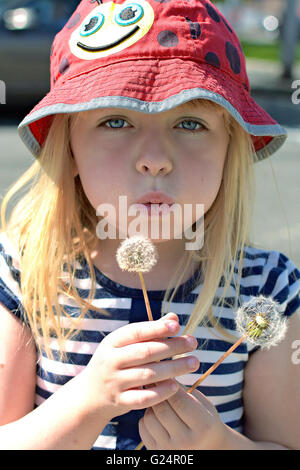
[18,0,287,161]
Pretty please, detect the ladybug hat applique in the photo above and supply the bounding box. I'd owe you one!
[18,0,287,161]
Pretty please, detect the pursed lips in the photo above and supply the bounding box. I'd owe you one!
[136,192,176,205]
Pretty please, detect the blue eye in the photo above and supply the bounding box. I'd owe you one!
[80,13,104,37]
[115,3,144,26]
[179,120,202,131]
[104,119,128,129]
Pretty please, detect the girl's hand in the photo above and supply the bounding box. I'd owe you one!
[138,385,229,450]
[80,313,199,423]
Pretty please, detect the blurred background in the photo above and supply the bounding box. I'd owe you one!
[0,0,299,267]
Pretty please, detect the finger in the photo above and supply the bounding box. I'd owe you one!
[117,355,199,390]
[104,313,180,348]
[116,335,198,368]
[166,386,202,429]
[151,397,190,437]
[119,379,179,410]
[140,407,171,447]
[138,415,158,449]
[189,388,218,417]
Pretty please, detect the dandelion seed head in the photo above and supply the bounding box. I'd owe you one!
[116,236,158,273]
[235,295,287,349]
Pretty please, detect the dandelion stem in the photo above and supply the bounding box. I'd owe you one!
[138,271,153,321]
[186,334,246,393]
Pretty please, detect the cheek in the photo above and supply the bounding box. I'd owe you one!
[184,150,226,209]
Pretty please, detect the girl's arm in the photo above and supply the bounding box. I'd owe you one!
[240,310,300,450]
[0,303,36,424]
[0,302,110,449]
[0,305,199,450]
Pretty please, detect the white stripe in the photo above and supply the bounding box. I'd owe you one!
[38,355,85,376]
[177,369,244,388]
[93,434,117,449]
[36,375,62,394]
[58,293,132,310]
[48,338,98,355]
[219,407,243,425]
[58,316,129,332]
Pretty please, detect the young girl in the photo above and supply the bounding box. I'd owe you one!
[0,0,300,450]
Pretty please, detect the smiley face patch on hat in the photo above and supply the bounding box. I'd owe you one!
[69,0,154,59]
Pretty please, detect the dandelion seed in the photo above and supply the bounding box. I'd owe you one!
[235,295,287,349]
[116,236,158,321]
[185,295,288,395]
[116,235,158,273]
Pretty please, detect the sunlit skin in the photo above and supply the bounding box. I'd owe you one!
[70,102,229,289]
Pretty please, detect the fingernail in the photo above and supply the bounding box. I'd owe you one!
[186,336,197,348]
[166,321,178,332]
[187,357,198,369]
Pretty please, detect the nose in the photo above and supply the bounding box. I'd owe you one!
[135,133,173,176]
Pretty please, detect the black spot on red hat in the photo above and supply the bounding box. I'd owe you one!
[221,17,233,34]
[66,12,81,29]
[225,41,240,74]
[157,30,178,47]
[205,2,220,23]
[153,0,172,3]
[205,52,221,69]
[185,17,201,40]
[59,57,70,75]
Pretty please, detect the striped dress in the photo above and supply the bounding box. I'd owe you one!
[0,231,300,450]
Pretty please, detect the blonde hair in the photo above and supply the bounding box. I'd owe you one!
[0,99,258,359]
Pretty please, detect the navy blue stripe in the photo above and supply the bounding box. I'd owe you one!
[260,267,284,296]
[238,284,260,296]
[41,347,92,366]
[35,385,51,400]
[289,267,300,284]
[37,366,74,385]
[0,279,29,325]
[285,296,300,317]
[0,244,21,284]
[278,252,289,268]
[226,417,244,429]
[216,398,243,413]
[195,359,245,376]
[0,280,20,311]
[237,248,269,261]
[234,265,264,277]
[197,337,247,354]
[198,380,243,396]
